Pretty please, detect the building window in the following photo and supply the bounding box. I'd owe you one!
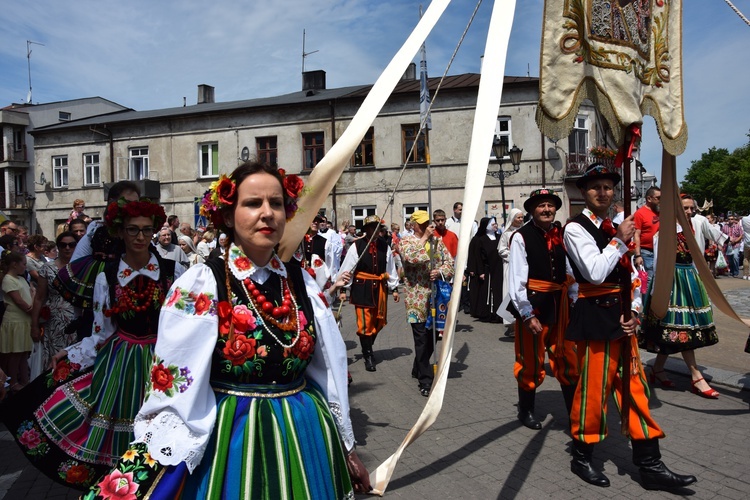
[53,155,69,188]
[568,115,589,156]
[403,203,428,227]
[84,153,100,186]
[401,124,428,164]
[492,117,512,159]
[199,143,219,178]
[302,132,325,170]
[352,127,375,167]
[256,136,278,166]
[59,111,71,121]
[352,205,377,232]
[129,147,149,180]
[12,129,24,150]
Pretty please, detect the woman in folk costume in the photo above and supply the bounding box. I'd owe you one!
[467,217,503,323]
[3,198,182,490]
[498,208,524,336]
[640,195,720,398]
[83,162,370,499]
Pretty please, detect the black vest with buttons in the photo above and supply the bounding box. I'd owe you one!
[350,237,389,308]
[507,221,566,325]
[565,213,626,341]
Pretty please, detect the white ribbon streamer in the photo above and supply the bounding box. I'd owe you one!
[369,1,517,495]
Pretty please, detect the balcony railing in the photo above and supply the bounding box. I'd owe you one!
[0,143,28,163]
[0,191,34,210]
[566,153,615,176]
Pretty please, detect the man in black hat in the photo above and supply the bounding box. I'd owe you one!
[338,215,400,371]
[562,163,696,491]
[304,214,342,289]
[508,188,578,430]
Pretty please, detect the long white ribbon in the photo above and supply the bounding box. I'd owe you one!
[278,0,453,261]
[369,1,517,495]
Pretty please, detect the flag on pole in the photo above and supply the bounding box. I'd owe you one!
[419,42,432,131]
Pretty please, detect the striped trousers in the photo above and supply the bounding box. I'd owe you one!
[570,336,665,444]
[513,322,579,390]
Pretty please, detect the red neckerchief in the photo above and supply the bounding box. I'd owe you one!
[600,218,617,237]
[544,225,563,252]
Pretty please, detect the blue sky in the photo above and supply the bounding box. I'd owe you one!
[1,1,747,182]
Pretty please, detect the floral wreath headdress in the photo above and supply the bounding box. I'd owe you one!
[198,168,305,232]
[104,198,167,236]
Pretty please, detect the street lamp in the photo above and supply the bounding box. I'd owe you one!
[487,138,523,225]
[24,192,36,233]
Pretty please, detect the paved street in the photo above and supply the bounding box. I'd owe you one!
[2,277,749,499]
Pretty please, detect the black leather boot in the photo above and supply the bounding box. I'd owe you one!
[632,439,697,490]
[360,336,376,372]
[570,440,610,487]
[517,388,542,430]
[560,384,576,425]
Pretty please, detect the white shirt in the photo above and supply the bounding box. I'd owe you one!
[445,216,478,238]
[337,239,400,292]
[508,223,577,320]
[612,210,625,225]
[563,208,642,313]
[691,213,727,254]
[742,215,750,246]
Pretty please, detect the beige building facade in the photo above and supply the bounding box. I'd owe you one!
[30,72,617,237]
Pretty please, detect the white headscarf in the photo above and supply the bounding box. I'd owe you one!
[486,217,497,240]
[503,208,524,233]
[178,234,198,256]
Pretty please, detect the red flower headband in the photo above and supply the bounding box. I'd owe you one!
[199,168,305,231]
[104,198,167,235]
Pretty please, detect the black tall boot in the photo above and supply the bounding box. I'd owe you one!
[632,439,697,491]
[560,384,576,425]
[570,440,610,487]
[360,336,376,372]
[517,388,542,430]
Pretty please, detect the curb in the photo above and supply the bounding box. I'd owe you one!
[640,351,749,391]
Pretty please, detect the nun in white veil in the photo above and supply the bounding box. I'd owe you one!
[497,208,525,336]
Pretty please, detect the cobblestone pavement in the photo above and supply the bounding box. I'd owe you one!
[2,279,749,499]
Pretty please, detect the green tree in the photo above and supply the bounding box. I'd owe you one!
[681,131,750,215]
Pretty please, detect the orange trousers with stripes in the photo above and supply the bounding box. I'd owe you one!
[570,336,665,444]
[355,306,387,336]
[513,321,579,390]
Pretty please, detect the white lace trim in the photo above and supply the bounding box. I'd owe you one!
[133,409,209,473]
[328,401,355,452]
[65,345,92,370]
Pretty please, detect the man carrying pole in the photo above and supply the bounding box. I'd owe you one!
[563,164,696,490]
[399,210,453,397]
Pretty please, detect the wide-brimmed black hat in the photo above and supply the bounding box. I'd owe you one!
[575,163,622,189]
[524,188,562,213]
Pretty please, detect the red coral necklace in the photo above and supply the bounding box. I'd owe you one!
[239,276,301,349]
[104,277,159,316]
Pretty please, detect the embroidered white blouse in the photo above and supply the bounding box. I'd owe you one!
[132,245,355,473]
[66,253,185,368]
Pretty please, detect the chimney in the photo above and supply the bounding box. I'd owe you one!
[402,62,417,81]
[302,70,326,92]
[197,84,215,104]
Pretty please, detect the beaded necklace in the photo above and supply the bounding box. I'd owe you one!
[239,275,301,349]
[104,277,159,316]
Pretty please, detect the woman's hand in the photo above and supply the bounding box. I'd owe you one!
[49,349,67,370]
[31,325,42,343]
[345,450,372,494]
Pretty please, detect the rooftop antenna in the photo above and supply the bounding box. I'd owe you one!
[302,29,319,74]
[27,40,45,103]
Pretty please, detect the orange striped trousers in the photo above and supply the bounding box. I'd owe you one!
[513,322,579,390]
[570,336,665,444]
[355,306,387,336]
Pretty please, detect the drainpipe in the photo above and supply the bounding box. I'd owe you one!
[90,125,114,181]
[540,132,546,187]
[330,100,337,227]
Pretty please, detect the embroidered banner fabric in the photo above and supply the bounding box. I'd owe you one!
[536,0,687,155]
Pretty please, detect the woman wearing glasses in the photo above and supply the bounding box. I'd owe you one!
[30,232,78,368]
[3,198,184,490]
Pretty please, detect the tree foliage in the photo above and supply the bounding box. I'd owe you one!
[681,131,750,215]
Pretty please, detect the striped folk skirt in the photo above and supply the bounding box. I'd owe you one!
[141,379,354,500]
[641,263,719,355]
[4,331,154,490]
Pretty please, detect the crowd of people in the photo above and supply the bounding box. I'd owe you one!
[0,158,748,495]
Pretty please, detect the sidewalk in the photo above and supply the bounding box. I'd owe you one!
[2,278,749,499]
